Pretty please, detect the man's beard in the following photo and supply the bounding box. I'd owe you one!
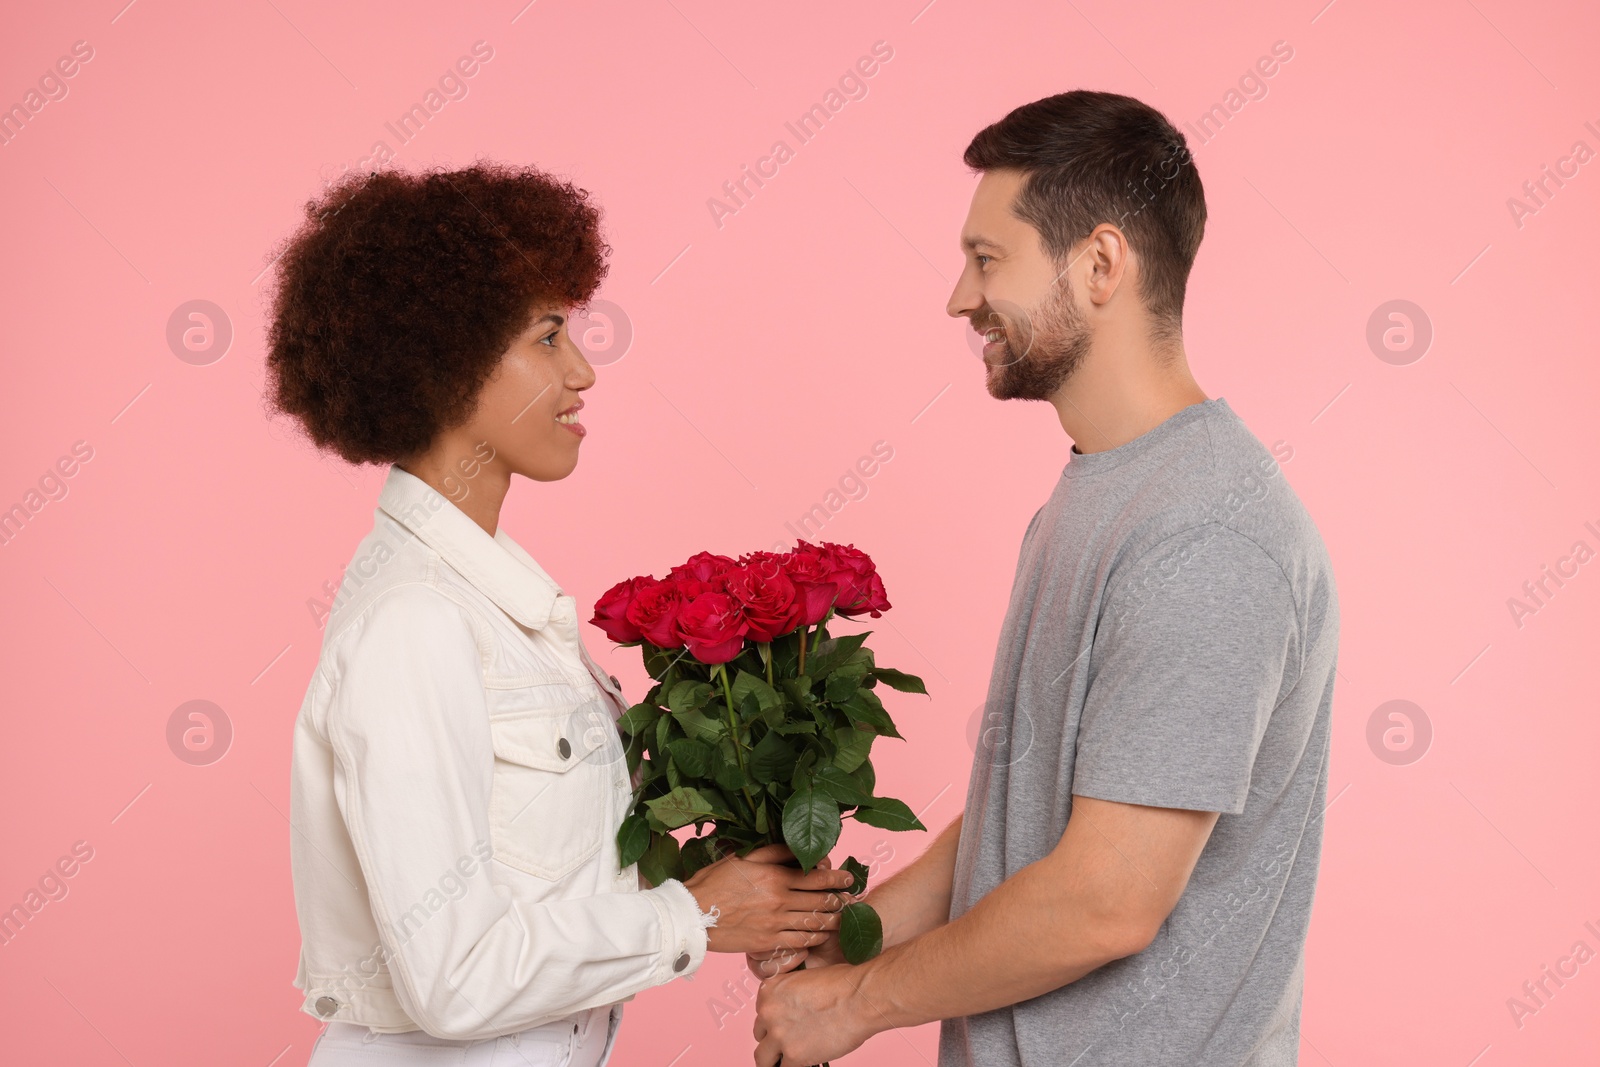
[978,279,1091,401]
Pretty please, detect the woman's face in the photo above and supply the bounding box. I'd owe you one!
[462,302,596,483]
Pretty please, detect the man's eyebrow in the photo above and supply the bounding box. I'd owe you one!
[960,234,1002,252]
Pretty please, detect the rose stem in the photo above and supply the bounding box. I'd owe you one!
[715,664,761,821]
[810,606,834,656]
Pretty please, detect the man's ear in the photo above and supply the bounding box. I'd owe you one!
[1083,226,1133,308]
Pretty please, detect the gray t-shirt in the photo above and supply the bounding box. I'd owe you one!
[940,397,1338,1067]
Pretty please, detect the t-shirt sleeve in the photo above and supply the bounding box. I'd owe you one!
[1072,524,1301,814]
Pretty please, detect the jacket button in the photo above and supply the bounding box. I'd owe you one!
[609,674,621,689]
[314,996,339,1017]
[673,952,690,972]
[558,736,572,759]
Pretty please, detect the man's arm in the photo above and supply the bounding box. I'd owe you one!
[867,812,963,948]
[753,795,1218,1063]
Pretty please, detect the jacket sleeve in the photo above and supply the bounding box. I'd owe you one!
[324,581,710,1039]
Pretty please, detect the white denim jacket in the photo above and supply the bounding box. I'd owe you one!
[288,464,710,1039]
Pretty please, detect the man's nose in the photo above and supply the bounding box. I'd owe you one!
[946,277,979,320]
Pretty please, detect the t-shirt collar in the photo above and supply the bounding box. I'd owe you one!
[1063,397,1228,478]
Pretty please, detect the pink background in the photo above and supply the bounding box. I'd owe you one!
[3,0,1598,1064]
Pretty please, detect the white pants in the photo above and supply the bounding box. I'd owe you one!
[306,1003,621,1067]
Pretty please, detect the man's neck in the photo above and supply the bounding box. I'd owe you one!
[1051,343,1209,455]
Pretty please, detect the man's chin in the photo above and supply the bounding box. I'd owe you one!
[983,364,1025,401]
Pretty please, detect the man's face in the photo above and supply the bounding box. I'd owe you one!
[947,169,1091,401]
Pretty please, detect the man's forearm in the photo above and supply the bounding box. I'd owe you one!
[845,798,1216,1034]
[862,814,962,948]
[850,847,1142,1032]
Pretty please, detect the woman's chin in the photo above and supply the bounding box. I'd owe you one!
[516,455,582,483]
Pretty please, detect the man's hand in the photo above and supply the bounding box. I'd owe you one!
[746,928,846,978]
[684,844,857,956]
[753,960,877,1067]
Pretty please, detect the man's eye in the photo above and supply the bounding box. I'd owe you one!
[975,254,992,267]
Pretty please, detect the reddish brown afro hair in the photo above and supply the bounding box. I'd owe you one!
[263,161,610,465]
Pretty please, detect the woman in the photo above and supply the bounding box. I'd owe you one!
[264,162,853,1066]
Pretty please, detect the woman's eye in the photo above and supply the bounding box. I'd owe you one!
[539,331,559,348]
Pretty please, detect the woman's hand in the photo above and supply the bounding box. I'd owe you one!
[683,843,857,955]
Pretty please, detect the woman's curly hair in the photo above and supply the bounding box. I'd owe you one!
[263,161,610,464]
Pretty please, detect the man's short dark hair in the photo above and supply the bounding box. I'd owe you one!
[963,90,1206,343]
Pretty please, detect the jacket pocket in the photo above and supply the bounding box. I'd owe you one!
[486,703,617,882]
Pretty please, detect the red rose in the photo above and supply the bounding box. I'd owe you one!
[818,542,891,618]
[737,550,788,583]
[589,576,649,643]
[722,564,803,642]
[781,542,840,625]
[674,591,750,664]
[667,551,737,584]
[669,576,716,600]
[624,578,689,649]
[838,570,891,618]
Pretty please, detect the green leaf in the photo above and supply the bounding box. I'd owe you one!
[730,670,783,712]
[636,832,682,887]
[833,726,874,773]
[738,690,762,724]
[824,670,864,703]
[841,855,870,895]
[770,629,804,675]
[839,902,884,964]
[680,835,717,879]
[781,675,815,708]
[870,667,928,695]
[713,740,749,792]
[843,690,902,739]
[618,702,659,737]
[641,641,679,681]
[750,729,798,785]
[848,758,876,798]
[781,781,840,871]
[668,680,714,714]
[771,719,818,736]
[697,784,737,820]
[853,796,926,832]
[808,633,871,679]
[813,764,868,807]
[671,707,725,744]
[667,737,714,778]
[616,812,651,869]
[645,786,717,829]
[792,747,819,785]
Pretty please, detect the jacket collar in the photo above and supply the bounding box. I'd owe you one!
[377,464,561,631]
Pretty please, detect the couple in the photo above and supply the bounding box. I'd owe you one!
[271,88,1338,1067]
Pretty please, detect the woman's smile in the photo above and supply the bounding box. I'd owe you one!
[556,398,586,438]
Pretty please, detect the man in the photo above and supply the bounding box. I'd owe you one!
[751,89,1339,1066]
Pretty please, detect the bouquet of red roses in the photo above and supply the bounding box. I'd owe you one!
[590,540,928,964]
